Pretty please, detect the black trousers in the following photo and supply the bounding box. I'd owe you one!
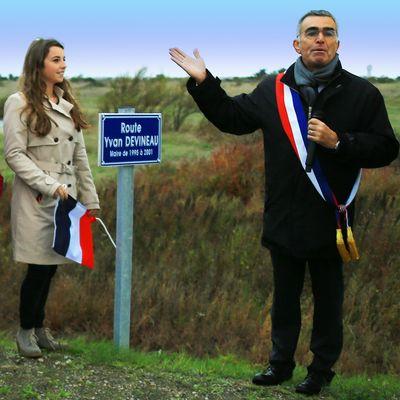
[269,250,343,376]
[20,264,58,329]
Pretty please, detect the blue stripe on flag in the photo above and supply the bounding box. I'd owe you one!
[53,195,77,256]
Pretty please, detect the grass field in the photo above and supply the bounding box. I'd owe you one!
[0,128,214,182]
[0,333,399,400]
[376,81,400,136]
[1,76,399,183]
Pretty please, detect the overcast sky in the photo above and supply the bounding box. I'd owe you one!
[1,0,398,78]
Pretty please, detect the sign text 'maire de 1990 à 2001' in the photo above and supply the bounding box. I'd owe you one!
[98,113,162,167]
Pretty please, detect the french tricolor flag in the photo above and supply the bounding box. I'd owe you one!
[52,195,96,269]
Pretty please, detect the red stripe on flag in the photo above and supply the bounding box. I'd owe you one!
[275,73,299,159]
[79,211,96,269]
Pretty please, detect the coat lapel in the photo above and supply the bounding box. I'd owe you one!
[45,86,74,119]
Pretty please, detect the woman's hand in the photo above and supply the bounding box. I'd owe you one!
[88,209,99,217]
[53,184,68,200]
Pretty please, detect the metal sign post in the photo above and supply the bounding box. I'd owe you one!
[114,106,134,348]
[98,107,162,349]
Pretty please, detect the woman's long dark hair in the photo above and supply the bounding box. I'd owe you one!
[20,38,89,136]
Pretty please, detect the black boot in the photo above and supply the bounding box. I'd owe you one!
[252,366,293,386]
[295,371,334,395]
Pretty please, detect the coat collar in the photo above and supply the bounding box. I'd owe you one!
[45,86,74,119]
[281,60,344,91]
[280,61,349,109]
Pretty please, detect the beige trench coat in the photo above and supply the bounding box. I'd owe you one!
[3,87,100,265]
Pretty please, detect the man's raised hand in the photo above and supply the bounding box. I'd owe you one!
[169,47,207,84]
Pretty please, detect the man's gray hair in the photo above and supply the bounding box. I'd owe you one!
[297,10,339,37]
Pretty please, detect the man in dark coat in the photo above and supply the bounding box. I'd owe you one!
[169,9,399,395]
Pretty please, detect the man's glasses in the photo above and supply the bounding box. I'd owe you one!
[299,27,337,39]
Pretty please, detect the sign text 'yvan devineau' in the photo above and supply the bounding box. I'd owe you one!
[98,113,162,167]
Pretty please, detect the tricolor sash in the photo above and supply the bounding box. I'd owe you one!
[276,73,362,262]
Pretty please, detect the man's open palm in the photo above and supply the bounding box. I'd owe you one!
[169,47,207,84]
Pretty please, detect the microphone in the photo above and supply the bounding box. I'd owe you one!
[301,86,318,173]
[306,110,325,172]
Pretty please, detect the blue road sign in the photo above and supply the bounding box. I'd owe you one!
[98,113,162,166]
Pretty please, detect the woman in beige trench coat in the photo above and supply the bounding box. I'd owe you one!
[3,39,99,358]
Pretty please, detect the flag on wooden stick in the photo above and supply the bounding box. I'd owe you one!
[52,195,96,269]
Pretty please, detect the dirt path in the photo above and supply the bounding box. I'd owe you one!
[0,346,331,400]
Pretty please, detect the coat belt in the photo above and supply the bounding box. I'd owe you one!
[34,160,75,175]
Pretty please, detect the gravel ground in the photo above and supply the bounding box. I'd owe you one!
[0,346,335,400]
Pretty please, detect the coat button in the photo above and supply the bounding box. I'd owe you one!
[69,136,73,141]
[54,137,59,143]
[67,184,72,188]
[67,160,71,165]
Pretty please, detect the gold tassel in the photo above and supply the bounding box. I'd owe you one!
[346,227,360,261]
[336,228,351,263]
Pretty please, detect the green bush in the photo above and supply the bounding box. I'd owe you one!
[98,72,197,131]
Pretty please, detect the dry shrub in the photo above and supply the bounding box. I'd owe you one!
[0,143,399,375]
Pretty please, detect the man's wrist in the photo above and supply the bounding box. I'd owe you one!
[333,140,340,151]
[195,75,207,86]
[194,69,207,85]
[330,131,340,150]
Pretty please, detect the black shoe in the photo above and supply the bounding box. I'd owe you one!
[295,372,332,395]
[252,366,293,386]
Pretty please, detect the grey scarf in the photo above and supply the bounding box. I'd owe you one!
[294,54,339,88]
[294,54,339,105]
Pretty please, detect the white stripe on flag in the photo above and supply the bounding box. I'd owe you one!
[66,203,87,263]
